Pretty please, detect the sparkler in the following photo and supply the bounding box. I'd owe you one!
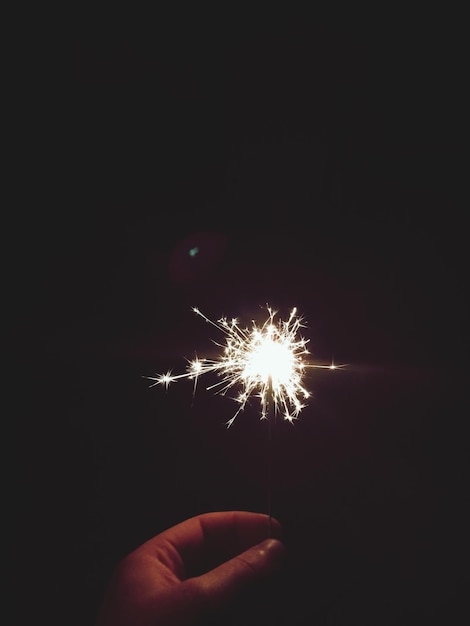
[147,305,343,535]
[147,305,341,427]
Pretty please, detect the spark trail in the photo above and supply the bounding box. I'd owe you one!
[148,306,342,427]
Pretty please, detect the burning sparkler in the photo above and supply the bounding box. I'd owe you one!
[147,305,341,427]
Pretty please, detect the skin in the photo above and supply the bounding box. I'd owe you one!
[96,511,286,626]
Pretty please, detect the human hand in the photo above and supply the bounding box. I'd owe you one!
[95,510,286,626]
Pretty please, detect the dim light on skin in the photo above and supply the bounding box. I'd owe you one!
[147,306,344,427]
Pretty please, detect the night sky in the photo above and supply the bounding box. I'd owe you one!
[23,19,466,625]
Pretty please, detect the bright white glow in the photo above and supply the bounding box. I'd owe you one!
[147,306,343,427]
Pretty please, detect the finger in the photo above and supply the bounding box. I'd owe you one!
[188,537,286,613]
[198,511,283,569]
[138,511,282,579]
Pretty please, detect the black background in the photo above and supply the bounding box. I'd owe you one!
[21,15,467,626]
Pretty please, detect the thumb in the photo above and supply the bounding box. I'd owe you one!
[192,537,286,611]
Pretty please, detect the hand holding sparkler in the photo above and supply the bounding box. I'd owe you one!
[96,511,285,626]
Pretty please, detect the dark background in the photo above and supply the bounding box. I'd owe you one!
[22,17,467,626]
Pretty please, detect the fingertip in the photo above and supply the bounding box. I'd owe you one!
[263,537,285,552]
[256,537,287,570]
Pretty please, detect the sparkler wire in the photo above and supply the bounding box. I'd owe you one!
[267,375,274,537]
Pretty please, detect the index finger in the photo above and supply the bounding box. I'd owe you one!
[140,511,282,579]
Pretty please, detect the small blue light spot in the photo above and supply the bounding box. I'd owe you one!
[189,246,199,257]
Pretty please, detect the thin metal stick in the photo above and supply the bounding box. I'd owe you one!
[267,376,274,537]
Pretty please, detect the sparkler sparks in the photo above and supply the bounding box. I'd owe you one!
[148,306,341,427]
